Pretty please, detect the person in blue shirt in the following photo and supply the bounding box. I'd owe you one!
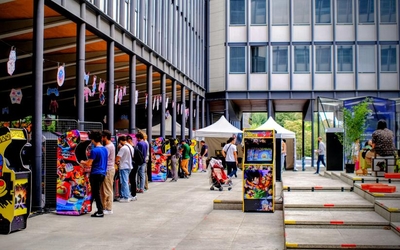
[80,130,108,218]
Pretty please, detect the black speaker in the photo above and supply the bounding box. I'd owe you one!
[326,131,343,171]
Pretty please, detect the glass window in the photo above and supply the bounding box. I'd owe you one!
[337,0,353,24]
[316,45,331,72]
[293,0,310,24]
[381,45,397,72]
[251,46,268,73]
[315,0,331,24]
[273,46,288,73]
[272,0,289,25]
[380,0,397,23]
[358,45,375,73]
[230,47,246,73]
[294,46,310,72]
[251,0,267,25]
[337,45,353,72]
[230,0,246,25]
[359,0,374,23]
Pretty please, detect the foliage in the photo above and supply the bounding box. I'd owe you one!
[338,98,372,164]
[249,113,268,128]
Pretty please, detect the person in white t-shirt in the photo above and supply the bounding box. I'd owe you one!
[115,136,135,202]
[221,137,238,178]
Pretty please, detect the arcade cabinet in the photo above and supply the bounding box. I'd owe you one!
[151,137,168,182]
[56,130,92,215]
[242,129,275,212]
[0,127,32,234]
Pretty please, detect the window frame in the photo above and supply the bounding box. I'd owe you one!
[251,0,267,25]
[337,45,354,72]
[229,46,247,74]
[293,0,311,25]
[272,0,289,26]
[230,0,246,25]
[315,0,331,24]
[294,45,310,73]
[336,0,353,24]
[358,45,376,73]
[315,45,332,72]
[380,0,397,24]
[251,46,268,73]
[358,0,375,24]
[272,46,289,73]
[380,45,397,72]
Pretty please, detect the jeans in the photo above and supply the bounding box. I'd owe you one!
[129,165,138,197]
[119,168,131,199]
[138,163,146,190]
[316,155,326,173]
[226,161,237,177]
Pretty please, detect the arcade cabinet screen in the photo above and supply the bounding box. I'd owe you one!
[245,138,273,164]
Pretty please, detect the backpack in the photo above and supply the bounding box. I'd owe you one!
[133,145,145,166]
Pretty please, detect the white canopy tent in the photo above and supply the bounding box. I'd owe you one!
[195,116,243,159]
[143,116,191,136]
[256,116,297,170]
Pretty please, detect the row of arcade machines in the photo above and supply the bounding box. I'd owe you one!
[0,127,31,234]
[242,129,275,212]
[56,131,200,215]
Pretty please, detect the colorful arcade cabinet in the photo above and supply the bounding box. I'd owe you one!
[56,130,92,215]
[0,127,32,234]
[151,137,168,182]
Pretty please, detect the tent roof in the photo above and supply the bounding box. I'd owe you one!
[256,116,295,138]
[195,116,242,138]
[144,116,190,136]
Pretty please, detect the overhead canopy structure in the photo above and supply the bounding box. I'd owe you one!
[144,116,190,136]
[195,116,243,138]
[256,116,295,138]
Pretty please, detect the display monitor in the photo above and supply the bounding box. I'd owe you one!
[244,138,274,164]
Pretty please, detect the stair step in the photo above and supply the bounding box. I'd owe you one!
[284,210,388,226]
[283,186,353,192]
[285,228,400,249]
[354,183,400,203]
[375,199,400,222]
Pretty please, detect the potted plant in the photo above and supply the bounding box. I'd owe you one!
[338,98,372,173]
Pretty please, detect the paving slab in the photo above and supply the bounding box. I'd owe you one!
[285,228,400,249]
[284,191,374,209]
[282,171,352,189]
[0,169,285,250]
[284,210,388,226]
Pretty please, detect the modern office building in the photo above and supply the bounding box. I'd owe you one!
[207,0,399,127]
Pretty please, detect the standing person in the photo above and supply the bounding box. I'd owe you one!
[200,140,208,172]
[136,133,148,193]
[281,139,287,172]
[314,136,326,174]
[168,139,179,182]
[80,130,108,218]
[100,130,115,215]
[115,136,135,202]
[142,132,150,191]
[352,138,360,164]
[372,119,396,156]
[222,137,238,178]
[180,139,191,178]
[126,135,138,199]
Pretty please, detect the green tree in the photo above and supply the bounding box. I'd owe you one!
[249,113,268,128]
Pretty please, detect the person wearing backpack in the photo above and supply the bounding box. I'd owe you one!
[136,133,148,193]
[126,135,138,199]
[115,136,135,203]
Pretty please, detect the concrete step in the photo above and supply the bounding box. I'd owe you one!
[284,191,374,210]
[392,222,400,234]
[285,227,400,249]
[283,186,353,192]
[340,172,400,186]
[375,199,400,223]
[284,210,388,226]
[213,198,283,210]
[354,183,400,203]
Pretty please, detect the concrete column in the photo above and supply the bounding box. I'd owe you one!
[181,86,186,139]
[107,26,115,133]
[188,90,193,139]
[195,95,200,130]
[76,3,86,128]
[160,73,166,138]
[32,0,44,211]
[147,64,153,181]
[172,80,177,138]
[129,54,136,134]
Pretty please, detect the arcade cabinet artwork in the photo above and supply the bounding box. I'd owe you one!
[189,139,199,173]
[151,137,168,182]
[56,130,92,215]
[0,127,32,234]
[242,129,275,212]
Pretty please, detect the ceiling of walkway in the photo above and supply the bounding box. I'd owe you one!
[0,0,184,125]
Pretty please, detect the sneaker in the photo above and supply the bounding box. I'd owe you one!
[129,196,137,201]
[119,198,131,203]
[137,189,144,193]
[91,212,104,218]
[103,210,113,215]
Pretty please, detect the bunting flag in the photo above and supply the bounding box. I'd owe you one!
[185,108,189,120]
[98,79,105,92]
[166,97,169,109]
[84,72,90,85]
[57,63,65,87]
[118,86,123,105]
[177,103,180,114]
[152,96,156,110]
[156,95,160,110]
[91,75,97,95]
[145,93,148,109]
[194,109,196,117]
[7,46,16,76]
[135,90,138,104]
[114,86,119,104]
[172,100,174,108]
[10,88,22,104]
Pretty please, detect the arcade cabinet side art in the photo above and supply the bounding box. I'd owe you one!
[0,127,32,234]
[242,129,275,212]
